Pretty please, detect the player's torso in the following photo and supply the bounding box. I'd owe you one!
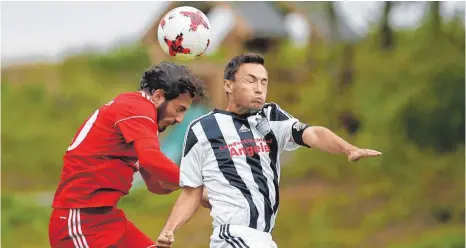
[54,92,156,208]
[199,110,280,186]
[64,93,142,170]
[195,109,282,232]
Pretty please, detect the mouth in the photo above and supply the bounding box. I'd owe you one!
[252,98,263,103]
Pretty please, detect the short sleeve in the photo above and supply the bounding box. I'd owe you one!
[179,126,204,188]
[113,98,158,143]
[265,103,310,152]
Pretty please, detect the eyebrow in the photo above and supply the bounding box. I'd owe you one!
[245,74,267,81]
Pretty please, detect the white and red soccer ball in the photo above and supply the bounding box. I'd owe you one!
[157,6,211,60]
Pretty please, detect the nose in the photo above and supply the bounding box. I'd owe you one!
[254,83,263,94]
[175,114,184,124]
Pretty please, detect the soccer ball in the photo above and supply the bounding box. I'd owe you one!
[157,6,211,60]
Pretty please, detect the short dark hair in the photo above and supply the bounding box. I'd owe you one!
[224,53,265,81]
[139,62,205,100]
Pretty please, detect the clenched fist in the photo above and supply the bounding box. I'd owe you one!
[156,230,175,248]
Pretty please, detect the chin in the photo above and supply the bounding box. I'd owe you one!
[250,103,264,110]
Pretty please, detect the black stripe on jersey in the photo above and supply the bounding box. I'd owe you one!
[226,224,243,248]
[263,103,291,121]
[182,113,210,158]
[183,128,198,157]
[258,111,281,222]
[200,115,259,229]
[234,119,273,232]
[226,224,249,248]
[220,225,237,248]
[237,237,250,248]
[264,131,280,215]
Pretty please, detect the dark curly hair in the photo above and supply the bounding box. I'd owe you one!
[139,62,205,101]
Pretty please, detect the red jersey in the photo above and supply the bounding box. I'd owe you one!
[52,91,162,208]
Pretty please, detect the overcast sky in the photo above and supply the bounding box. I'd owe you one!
[1,1,464,64]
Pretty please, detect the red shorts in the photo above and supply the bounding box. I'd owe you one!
[49,207,155,248]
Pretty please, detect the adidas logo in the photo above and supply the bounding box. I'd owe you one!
[238,124,250,133]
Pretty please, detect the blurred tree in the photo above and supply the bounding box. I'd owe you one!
[444,5,465,50]
[326,1,337,42]
[380,1,394,50]
[401,64,465,153]
[430,1,442,35]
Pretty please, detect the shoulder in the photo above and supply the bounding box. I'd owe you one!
[111,92,156,119]
[186,111,216,131]
[113,92,152,105]
[183,112,214,155]
[261,102,293,121]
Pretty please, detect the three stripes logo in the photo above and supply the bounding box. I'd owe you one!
[219,224,250,248]
[68,209,89,248]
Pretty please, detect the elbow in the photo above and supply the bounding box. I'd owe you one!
[141,171,179,195]
[201,188,212,209]
[201,199,212,209]
[150,189,174,195]
[148,181,180,195]
[147,185,175,195]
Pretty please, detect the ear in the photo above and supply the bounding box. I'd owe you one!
[151,89,166,107]
[224,79,233,95]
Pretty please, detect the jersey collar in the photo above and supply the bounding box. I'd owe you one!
[213,109,260,119]
[140,91,155,104]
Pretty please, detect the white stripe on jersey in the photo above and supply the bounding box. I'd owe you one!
[191,119,251,224]
[249,115,278,231]
[215,113,267,232]
[114,116,155,126]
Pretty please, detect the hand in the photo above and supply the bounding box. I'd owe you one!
[156,230,175,248]
[347,148,382,162]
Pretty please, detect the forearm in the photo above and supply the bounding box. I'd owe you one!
[303,126,357,155]
[134,138,180,184]
[162,187,202,233]
[140,168,176,195]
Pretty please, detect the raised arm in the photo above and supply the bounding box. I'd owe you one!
[301,126,382,161]
[265,103,381,161]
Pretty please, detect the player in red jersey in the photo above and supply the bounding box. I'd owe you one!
[48,62,205,248]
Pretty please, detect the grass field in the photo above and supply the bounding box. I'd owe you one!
[2,22,465,247]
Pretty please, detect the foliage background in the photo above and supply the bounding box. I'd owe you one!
[2,2,465,248]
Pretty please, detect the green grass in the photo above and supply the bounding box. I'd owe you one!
[2,20,465,247]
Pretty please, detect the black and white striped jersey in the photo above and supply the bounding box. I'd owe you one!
[179,103,310,233]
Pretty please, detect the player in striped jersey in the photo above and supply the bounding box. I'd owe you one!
[155,54,382,248]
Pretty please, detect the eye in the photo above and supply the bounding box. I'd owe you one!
[177,107,186,113]
[244,76,255,83]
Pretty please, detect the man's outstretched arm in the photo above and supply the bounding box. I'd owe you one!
[301,126,382,161]
[133,138,180,194]
[155,186,204,248]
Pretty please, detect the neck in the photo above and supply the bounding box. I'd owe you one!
[225,101,250,115]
